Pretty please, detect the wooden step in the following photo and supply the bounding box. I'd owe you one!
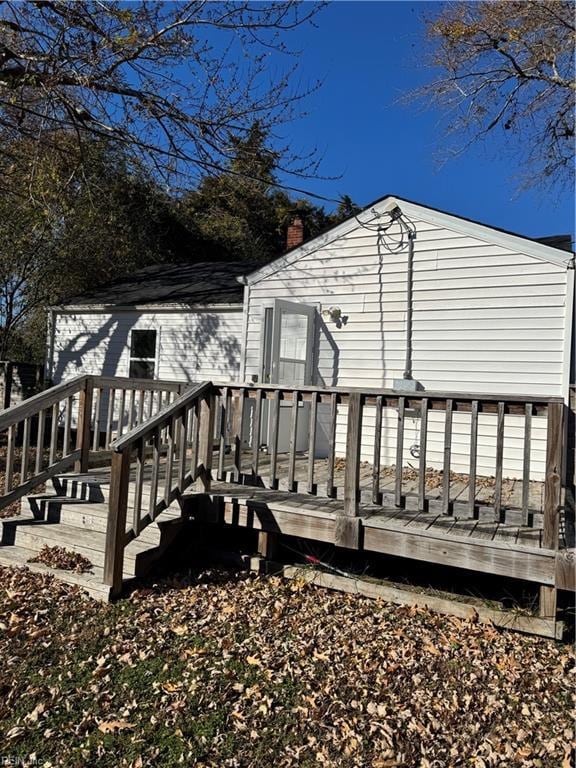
[1,515,170,576]
[0,543,112,601]
[21,494,181,540]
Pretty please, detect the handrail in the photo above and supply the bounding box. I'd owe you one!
[104,381,214,594]
[110,381,210,452]
[92,376,184,393]
[0,375,88,431]
[223,381,564,408]
[0,374,196,513]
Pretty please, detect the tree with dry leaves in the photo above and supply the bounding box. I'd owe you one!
[0,1,324,192]
[418,1,575,190]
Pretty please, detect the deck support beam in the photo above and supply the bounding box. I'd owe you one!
[334,516,362,549]
[257,531,279,560]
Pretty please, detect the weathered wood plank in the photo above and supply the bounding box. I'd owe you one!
[217,387,229,482]
[4,424,15,494]
[21,417,30,481]
[117,387,127,438]
[543,401,563,551]
[103,448,131,596]
[282,567,563,640]
[251,388,263,479]
[111,382,211,451]
[372,396,383,505]
[326,393,338,498]
[127,388,136,432]
[105,388,115,449]
[232,389,245,482]
[137,389,145,427]
[49,402,59,465]
[555,549,575,591]
[92,376,182,393]
[0,452,79,512]
[344,391,362,517]
[148,431,160,520]
[163,416,176,505]
[91,389,101,452]
[190,398,200,480]
[269,390,280,490]
[493,401,505,520]
[287,390,299,492]
[35,408,45,475]
[468,400,478,517]
[418,398,428,512]
[177,408,188,491]
[442,399,453,515]
[75,379,93,473]
[132,438,145,536]
[197,392,216,492]
[394,396,405,508]
[0,375,86,431]
[521,402,532,525]
[307,390,318,494]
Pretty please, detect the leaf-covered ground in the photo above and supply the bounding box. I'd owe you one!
[0,565,573,768]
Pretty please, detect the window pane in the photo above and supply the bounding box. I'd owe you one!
[280,313,307,361]
[129,360,155,379]
[130,329,157,359]
[278,359,305,385]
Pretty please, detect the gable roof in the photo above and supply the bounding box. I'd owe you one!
[243,195,574,285]
[57,261,251,310]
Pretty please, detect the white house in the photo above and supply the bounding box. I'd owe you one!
[47,195,575,481]
[47,261,247,385]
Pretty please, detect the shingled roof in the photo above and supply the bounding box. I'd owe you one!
[59,261,252,308]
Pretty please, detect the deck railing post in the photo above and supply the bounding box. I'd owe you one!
[540,400,564,618]
[336,391,363,549]
[103,447,131,597]
[196,389,216,493]
[75,377,93,473]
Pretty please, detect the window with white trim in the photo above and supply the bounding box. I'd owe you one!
[129,329,157,379]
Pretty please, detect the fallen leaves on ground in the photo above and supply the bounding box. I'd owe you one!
[0,565,573,767]
[28,545,93,573]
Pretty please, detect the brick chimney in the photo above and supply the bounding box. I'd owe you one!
[286,214,305,250]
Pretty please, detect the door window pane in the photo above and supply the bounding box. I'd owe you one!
[278,360,305,385]
[280,313,308,361]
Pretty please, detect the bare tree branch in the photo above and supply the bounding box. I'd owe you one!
[409,0,575,191]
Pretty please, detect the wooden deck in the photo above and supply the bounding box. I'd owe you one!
[0,376,572,631]
[182,478,570,592]
[216,449,552,530]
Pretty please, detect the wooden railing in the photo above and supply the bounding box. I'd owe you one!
[211,384,565,550]
[0,375,187,513]
[0,377,567,598]
[103,381,214,594]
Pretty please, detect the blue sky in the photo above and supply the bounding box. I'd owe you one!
[272,1,574,241]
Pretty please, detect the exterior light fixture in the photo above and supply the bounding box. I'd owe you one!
[322,306,342,323]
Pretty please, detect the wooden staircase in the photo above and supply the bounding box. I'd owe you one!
[0,471,185,600]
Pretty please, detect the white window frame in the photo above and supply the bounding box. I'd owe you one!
[128,327,159,380]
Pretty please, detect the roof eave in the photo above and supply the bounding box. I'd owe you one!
[51,301,244,312]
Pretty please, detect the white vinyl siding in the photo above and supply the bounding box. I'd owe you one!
[50,308,243,385]
[244,217,571,480]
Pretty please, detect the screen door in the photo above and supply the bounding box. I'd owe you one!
[270,299,316,385]
[260,299,316,453]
